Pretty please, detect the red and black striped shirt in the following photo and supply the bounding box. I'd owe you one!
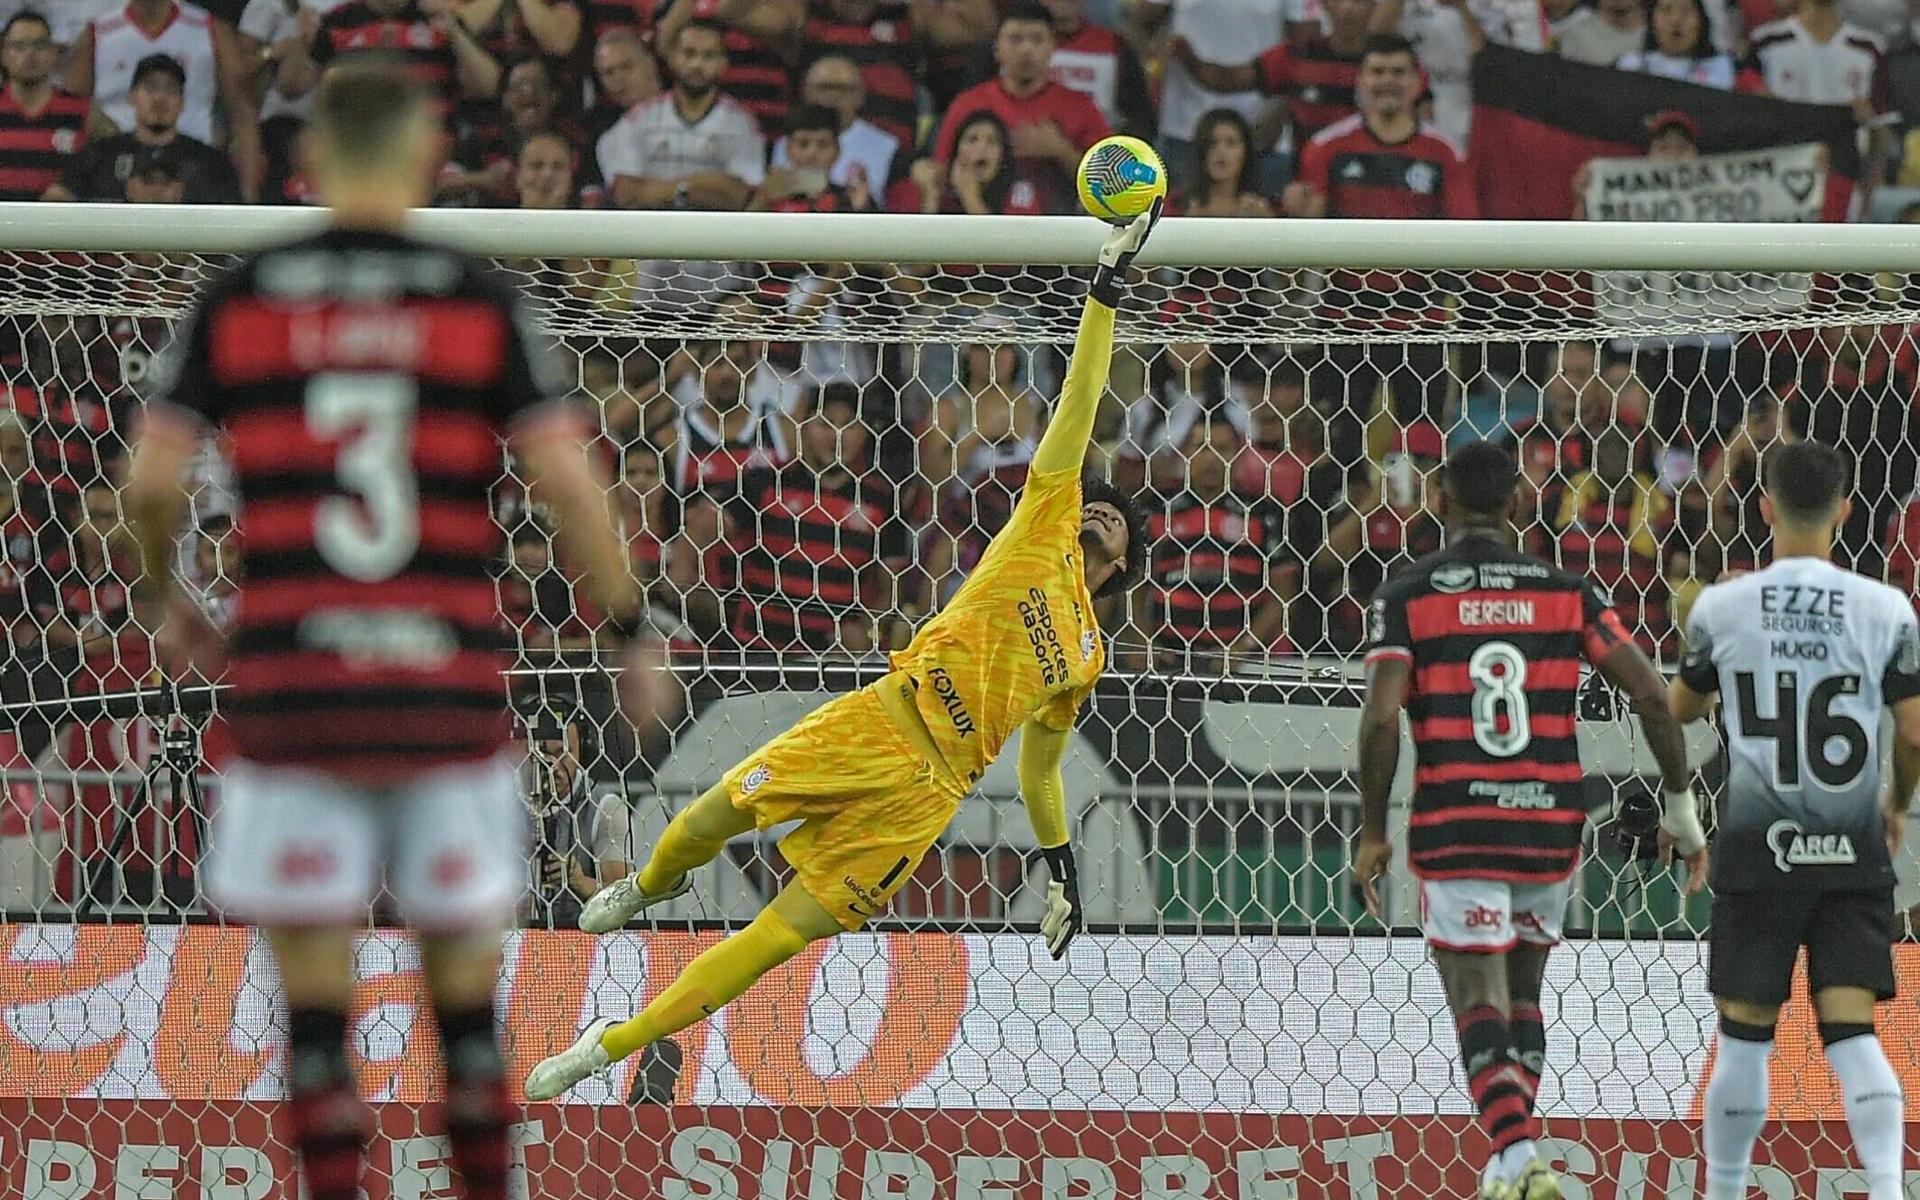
[1148,496,1272,650]
[311,2,463,116]
[693,4,793,133]
[724,463,906,650]
[0,87,88,201]
[1297,114,1474,220]
[802,7,920,149]
[151,227,565,783]
[1253,36,1360,143]
[1365,534,1631,882]
[1556,489,1667,651]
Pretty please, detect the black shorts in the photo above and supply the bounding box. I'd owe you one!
[1709,887,1897,1007]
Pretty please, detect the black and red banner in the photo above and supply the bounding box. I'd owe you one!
[1469,45,1861,220]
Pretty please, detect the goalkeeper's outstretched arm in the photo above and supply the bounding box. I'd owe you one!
[1031,201,1164,476]
[1018,716,1081,960]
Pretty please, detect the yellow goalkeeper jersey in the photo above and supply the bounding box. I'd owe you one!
[888,463,1105,785]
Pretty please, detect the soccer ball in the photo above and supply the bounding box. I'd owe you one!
[1076,136,1168,224]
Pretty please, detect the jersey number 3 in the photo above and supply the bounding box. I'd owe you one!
[1469,641,1531,758]
[1733,670,1869,789]
[304,373,421,582]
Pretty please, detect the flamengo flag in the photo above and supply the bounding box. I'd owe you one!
[1469,45,1859,221]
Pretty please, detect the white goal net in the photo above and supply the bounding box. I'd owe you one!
[0,206,1917,1198]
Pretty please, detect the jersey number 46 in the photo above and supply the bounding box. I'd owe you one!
[1734,670,1869,790]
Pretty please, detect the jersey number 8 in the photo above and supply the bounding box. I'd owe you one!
[304,373,422,583]
[1468,641,1531,759]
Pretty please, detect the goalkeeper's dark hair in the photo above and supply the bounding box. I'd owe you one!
[1082,476,1150,599]
[1442,439,1518,520]
[311,62,432,165]
[1765,439,1849,526]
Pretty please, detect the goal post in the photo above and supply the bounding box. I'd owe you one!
[4,201,1920,268]
[0,202,1917,1199]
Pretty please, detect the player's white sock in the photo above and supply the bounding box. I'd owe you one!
[1825,1027,1906,1200]
[1479,1140,1537,1188]
[1703,1019,1773,1200]
[1495,1139,1537,1184]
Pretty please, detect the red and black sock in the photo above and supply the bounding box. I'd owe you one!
[285,1006,369,1200]
[437,1003,518,1200]
[1509,1001,1547,1110]
[1457,1004,1538,1155]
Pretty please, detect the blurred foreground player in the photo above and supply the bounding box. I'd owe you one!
[123,66,654,1200]
[1352,440,1705,1200]
[1671,441,1920,1200]
[523,201,1165,1103]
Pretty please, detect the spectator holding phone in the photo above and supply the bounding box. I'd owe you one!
[520,706,632,930]
[770,54,898,193]
[750,104,874,211]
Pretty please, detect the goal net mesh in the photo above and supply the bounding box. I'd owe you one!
[0,237,1915,1197]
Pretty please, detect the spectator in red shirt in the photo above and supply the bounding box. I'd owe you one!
[1040,0,1155,141]
[0,11,89,203]
[298,0,504,117]
[1284,33,1473,220]
[934,3,1109,214]
[1171,0,1372,154]
[900,109,1051,213]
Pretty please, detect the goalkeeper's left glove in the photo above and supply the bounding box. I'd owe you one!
[1039,844,1083,960]
[1091,195,1165,308]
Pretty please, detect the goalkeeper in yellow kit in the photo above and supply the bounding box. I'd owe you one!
[524,204,1163,1102]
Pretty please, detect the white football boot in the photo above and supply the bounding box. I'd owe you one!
[524,1017,615,1101]
[578,870,693,934]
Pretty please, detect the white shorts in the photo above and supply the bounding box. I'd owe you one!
[204,756,528,932]
[1418,876,1572,953]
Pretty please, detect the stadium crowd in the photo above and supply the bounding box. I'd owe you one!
[3,0,1920,913]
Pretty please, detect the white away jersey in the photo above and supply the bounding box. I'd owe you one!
[1679,557,1920,891]
[596,92,765,189]
[92,1,221,144]
[1750,16,1885,108]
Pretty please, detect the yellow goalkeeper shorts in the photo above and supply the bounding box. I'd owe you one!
[720,681,967,930]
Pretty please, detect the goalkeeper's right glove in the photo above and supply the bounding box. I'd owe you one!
[1660,786,1708,858]
[1039,844,1083,960]
[1091,195,1165,308]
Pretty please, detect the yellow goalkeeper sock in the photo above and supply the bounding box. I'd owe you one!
[599,906,810,1062]
[637,804,731,896]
